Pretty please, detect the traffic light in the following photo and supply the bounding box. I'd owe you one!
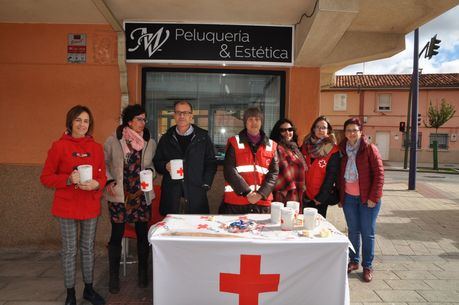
[417,113,422,127]
[426,34,441,59]
[399,121,406,132]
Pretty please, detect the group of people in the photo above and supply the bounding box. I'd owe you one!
[40,101,384,305]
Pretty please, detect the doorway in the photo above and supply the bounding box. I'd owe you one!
[375,131,390,160]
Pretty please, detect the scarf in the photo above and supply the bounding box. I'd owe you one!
[344,138,361,182]
[121,126,144,158]
[303,134,336,159]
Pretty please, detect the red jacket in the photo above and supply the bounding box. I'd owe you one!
[224,134,277,206]
[339,137,384,205]
[40,133,107,220]
[304,145,339,201]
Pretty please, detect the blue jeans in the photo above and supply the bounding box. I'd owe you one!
[343,194,381,269]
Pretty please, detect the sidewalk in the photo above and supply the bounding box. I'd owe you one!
[1,171,458,305]
[384,161,459,174]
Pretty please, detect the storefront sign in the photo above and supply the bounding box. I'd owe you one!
[124,22,293,66]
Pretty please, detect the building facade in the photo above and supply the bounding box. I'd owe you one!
[321,73,459,164]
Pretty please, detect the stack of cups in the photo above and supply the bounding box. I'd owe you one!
[280,207,295,231]
[270,202,284,224]
[303,207,318,231]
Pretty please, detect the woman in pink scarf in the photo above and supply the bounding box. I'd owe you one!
[103,104,156,293]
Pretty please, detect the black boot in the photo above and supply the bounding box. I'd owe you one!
[83,283,105,305]
[108,243,121,294]
[65,288,76,305]
[137,240,149,288]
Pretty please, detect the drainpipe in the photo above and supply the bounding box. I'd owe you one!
[92,0,130,113]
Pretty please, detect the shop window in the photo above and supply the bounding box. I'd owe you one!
[333,94,347,111]
[429,133,449,149]
[377,93,391,112]
[402,132,422,149]
[143,68,285,160]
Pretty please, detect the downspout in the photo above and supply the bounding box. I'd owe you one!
[92,0,130,113]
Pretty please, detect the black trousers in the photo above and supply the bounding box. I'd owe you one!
[109,222,149,258]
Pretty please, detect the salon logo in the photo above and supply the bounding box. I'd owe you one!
[128,27,170,57]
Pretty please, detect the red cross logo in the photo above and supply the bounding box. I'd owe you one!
[176,167,184,176]
[238,216,248,220]
[197,224,208,229]
[318,159,327,168]
[220,255,280,305]
[140,181,149,189]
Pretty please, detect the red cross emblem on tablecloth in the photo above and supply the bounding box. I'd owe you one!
[176,167,184,176]
[140,181,149,189]
[220,254,280,305]
[197,224,208,229]
[318,159,327,168]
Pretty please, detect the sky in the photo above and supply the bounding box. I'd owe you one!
[337,5,459,75]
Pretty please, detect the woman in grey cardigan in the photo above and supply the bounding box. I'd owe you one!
[103,104,156,293]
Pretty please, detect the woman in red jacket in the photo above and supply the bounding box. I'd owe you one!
[339,118,384,283]
[301,116,340,218]
[40,105,107,305]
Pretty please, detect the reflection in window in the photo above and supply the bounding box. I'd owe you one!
[143,69,284,160]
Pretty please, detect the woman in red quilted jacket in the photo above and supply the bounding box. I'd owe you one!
[40,105,106,305]
[339,118,384,283]
[302,116,340,218]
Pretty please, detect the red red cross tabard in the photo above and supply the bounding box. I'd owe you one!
[220,254,280,305]
[176,167,184,176]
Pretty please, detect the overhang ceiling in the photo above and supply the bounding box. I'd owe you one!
[1,0,458,84]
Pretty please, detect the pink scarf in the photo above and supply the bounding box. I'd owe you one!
[121,127,144,157]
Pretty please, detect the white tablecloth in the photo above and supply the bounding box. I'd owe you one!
[149,214,351,305]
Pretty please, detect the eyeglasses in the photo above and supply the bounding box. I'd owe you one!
[279,127,294,133]
[174,111,193,116]
[345,129,360,133]
[134,117,148,123]
[315,126,328,131]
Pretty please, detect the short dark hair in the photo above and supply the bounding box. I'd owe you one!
[174,100,193,112]
[343,117,363,131]
[243,107,264,126]
[309,115,334,137]
[121,104,145,127]
[270,118,299,145]
[66,105,94,136]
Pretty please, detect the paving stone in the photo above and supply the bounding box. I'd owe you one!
[401,262,443,271]
[349,288,382,303]
[430,270,459,279]
[0,301,62,305]
[393,270,437,280]
[374,290,426,302]
[374,263,409,271]
[424,279,459,290]
[385,279,432,290]
[0,278,63,301]
[364,303,408,305]
[0,262,53,277]
[417,290,459,302]
[435,261,459,271]
[369,270,401,280]
[349,279,391,290]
